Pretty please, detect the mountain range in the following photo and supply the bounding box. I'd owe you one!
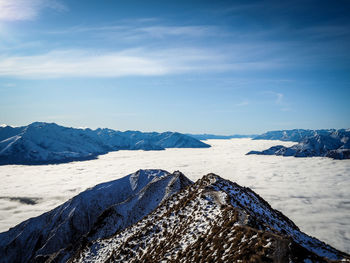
[0,169,348,262]
[248,129,350,160]
[252,129,337,142]
[0,122,210,165]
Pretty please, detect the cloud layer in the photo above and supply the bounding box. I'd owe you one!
[0,139,349,253]
[0,48,278,78]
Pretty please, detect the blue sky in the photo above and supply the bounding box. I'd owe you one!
[0,0,349,134]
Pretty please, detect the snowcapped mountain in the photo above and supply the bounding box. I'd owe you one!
[0,169,192,263]
[0,122,210,165]
[71,173,349,263]
[1,170,348,262]
[248,130,350,159]
[253,129,336,142]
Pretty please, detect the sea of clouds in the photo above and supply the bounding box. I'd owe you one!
[0,138,349,253]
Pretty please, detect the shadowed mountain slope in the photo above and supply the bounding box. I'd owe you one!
[0,122,210,165]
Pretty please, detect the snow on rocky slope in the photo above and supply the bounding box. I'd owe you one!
[0,122,210,165]
[248,129,350,160]
[0,169,192,263]
[71,173,349,263]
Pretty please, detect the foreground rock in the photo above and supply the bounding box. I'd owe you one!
[0,122,210,165]
[248,130,350,160]
[73,174,348,262]
[0,170,192,263]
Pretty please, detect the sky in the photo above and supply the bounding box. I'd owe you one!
[0,0,349,134]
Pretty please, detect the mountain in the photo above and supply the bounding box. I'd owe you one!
[0,122,210,165]
[186,133,256,140]
[1,170,347,262]
[253,129,336,142]
[71,173,349,263]
[248,129,350,160]
[0,169,192,263]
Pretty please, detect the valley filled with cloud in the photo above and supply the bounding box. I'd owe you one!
[1,138,349,253]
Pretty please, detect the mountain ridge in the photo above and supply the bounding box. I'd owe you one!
[248,129,350,159]
[0,169,192,263]
[252,129,349,142]
[72,172,349,262]
[0,122,210,165]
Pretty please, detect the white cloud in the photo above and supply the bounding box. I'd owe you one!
[0,50,168,78]
[0,139,349,252]
[0,0,66,21]
[0,48,278,78]
[137,25,220,38]
[45,24,223,41]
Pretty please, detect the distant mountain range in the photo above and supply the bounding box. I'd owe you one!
[252,129,338,142]
[248,129,350,160]
[186,133,256,140]
[2,123,349,164]
[0,122,210,165]
[0,170,348,262]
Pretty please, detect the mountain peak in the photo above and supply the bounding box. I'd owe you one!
[71,172,348,262]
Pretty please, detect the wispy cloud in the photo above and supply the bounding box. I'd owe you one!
[263,91,284,105]
[0,49,167,78]
[260,91,294,112]
[46,24,223,40]
[275,92,284,105]
[0,48,279,78]
[0,0,67,22]
[236,100,249,107]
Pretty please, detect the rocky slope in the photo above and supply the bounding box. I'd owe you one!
[248,129,350,160]
[71,173,349,262]
[0,122,210,165]
[0,170,192,263]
